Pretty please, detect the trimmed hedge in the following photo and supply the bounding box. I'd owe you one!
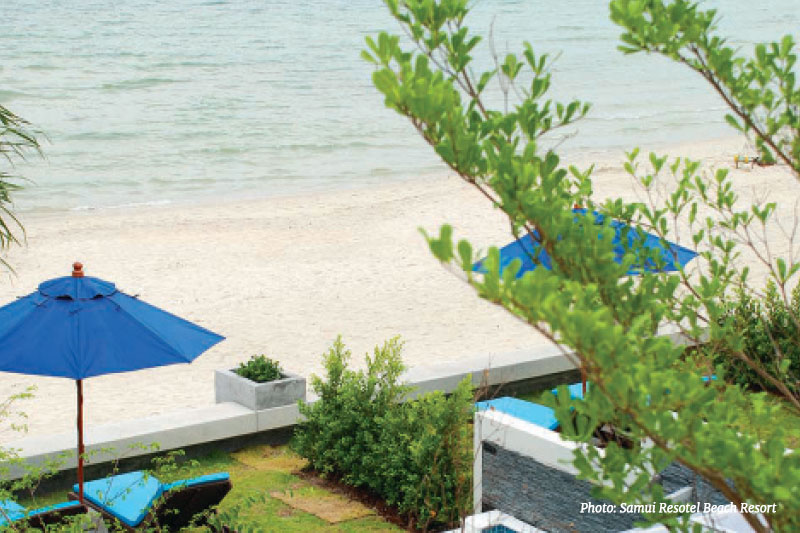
[292,336,473,531]
[713,282,800,395]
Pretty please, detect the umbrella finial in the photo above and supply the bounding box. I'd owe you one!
[72,262,84,278]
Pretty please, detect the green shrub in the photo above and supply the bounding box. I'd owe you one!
[713,281,800,395]
[235,355,282,383]
[292,336,473,531]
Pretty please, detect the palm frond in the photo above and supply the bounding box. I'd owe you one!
[0,102,42,269]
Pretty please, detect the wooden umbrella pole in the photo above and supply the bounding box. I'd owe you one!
[581,366,587,397]
[73,262,86,504]
[77,379,85,504]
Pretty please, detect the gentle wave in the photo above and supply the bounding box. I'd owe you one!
[147,176,218,185]
[70,199,173,211]
[586,105,730,122]
[0,89,27,103]
[101,78,185,91]
[23,64,59,71]
[144,61,221,69]
[64,131,143,141]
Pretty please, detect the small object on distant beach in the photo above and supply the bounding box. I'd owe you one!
[734,154,758,168]
[734,154,776,168]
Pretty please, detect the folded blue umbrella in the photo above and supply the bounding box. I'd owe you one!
[473,208,698,278]
[0,263,225,505]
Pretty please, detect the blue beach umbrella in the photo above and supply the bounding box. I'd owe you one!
[473,208,698,278]
[473,209,697,396]
[0,262,224,504]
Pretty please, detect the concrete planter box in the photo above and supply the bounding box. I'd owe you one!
[214,369,306,411]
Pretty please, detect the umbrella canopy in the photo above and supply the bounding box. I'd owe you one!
[0,270,224,379]
[0,263,224,503]
[473,208,698,278]
[472,210,698,397]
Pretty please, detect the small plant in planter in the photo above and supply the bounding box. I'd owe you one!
[215,355,306,411]
[235,355,282,383]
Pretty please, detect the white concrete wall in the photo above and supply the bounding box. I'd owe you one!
[473,408,591,513]
[2,324,694,480]
[2,343,579,479]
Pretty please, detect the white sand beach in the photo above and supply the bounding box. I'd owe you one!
[1,136,798,442]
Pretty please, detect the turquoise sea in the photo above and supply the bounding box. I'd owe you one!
[1,0,797,212]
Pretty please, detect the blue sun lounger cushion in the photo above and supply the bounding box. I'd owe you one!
[0,500,84,527]
[557,378,714,401]
[162,472,230,491]
[74,471,232,528]
[0,500,26,525]
[552,382,588,400]
[75,471,163,528]
[476,396,559,430]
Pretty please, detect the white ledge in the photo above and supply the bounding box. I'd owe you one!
[3,326,696,480]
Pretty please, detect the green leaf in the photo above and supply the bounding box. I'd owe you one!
[724,113,744,132]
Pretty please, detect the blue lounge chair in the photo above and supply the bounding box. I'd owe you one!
[69,471,231,531]
[552,382,588,400]
[476,396,559,430]
[477,383,592,431]
[480,378,714,434]
[0,499,87,530]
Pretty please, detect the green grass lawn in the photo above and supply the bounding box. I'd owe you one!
[16,445,402,533]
